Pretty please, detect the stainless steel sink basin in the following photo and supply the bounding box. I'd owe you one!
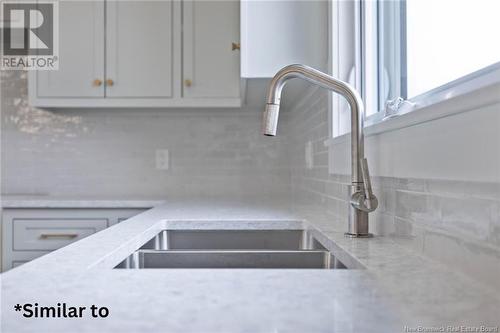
[140,230,305,250]
[130,250,330,269]
[115,229,348,269]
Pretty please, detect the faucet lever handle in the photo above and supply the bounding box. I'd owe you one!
[360,158,374,199]
[350,159,378,213]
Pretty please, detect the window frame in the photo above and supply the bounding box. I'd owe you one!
[328,0,500,143]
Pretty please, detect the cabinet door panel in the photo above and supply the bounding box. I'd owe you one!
[106,0,174,98]
[36,1,104,97]
[183,0,240,98]
[240,1,328,78]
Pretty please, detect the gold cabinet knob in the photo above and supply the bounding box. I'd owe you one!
[106,79,114,86]
[232,42,240,51]
[184,79,192,87]
[92,79,102,87]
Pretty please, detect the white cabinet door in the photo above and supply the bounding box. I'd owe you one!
[35,1,104,97]
[240,0,328,78]
[106,0,174,98]
[182,0,240,99]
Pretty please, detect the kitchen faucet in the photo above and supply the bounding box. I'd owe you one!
[262,64,378,237]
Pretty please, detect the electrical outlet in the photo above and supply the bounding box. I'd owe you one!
[305,141,314,170]
[155,149,169,170]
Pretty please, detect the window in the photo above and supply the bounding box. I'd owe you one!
[404,0,500,98]
[330,0,500,138]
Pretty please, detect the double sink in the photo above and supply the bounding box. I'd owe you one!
[116,229,347,269]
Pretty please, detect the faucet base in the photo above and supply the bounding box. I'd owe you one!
[347,187,371,236]
[344,233,373,238]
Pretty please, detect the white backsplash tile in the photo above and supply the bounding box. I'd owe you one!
[1,71,290,199]
[286,87,500,289]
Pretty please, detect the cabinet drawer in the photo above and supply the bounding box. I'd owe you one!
[12,261,28,268]
[13,219,108,251]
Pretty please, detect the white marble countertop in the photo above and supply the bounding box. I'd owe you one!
[1,195,165,208]
[1,198,499,333]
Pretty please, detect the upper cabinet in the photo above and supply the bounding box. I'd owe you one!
[29,0,326,108]
[29,0,241,108]
[34,1,105,98]
[182,0,240,100]
[240,0,328,78]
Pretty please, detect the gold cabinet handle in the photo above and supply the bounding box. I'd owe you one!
[40,233,78,240]
[106,79,114,86]
[92,79,102,87]
[232,42,240,51]
[184,79,192,87]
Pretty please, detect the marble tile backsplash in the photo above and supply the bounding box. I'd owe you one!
[286,88,500,290]
[1,71,291,199]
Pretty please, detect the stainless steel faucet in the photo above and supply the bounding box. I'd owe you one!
[262,64,378,237]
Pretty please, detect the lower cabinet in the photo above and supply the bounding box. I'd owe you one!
[1,208,145,271]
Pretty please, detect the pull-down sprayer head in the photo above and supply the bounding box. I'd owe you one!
[261,67,289,136]
[262,103,280,136]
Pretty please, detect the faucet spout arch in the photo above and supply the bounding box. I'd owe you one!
[263,64,365,184]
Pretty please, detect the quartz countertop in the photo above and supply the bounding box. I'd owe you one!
[1,198,499,333]
[1,195,165,208]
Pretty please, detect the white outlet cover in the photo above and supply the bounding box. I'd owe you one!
[305,141,313,170]
[155,149,169,170]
